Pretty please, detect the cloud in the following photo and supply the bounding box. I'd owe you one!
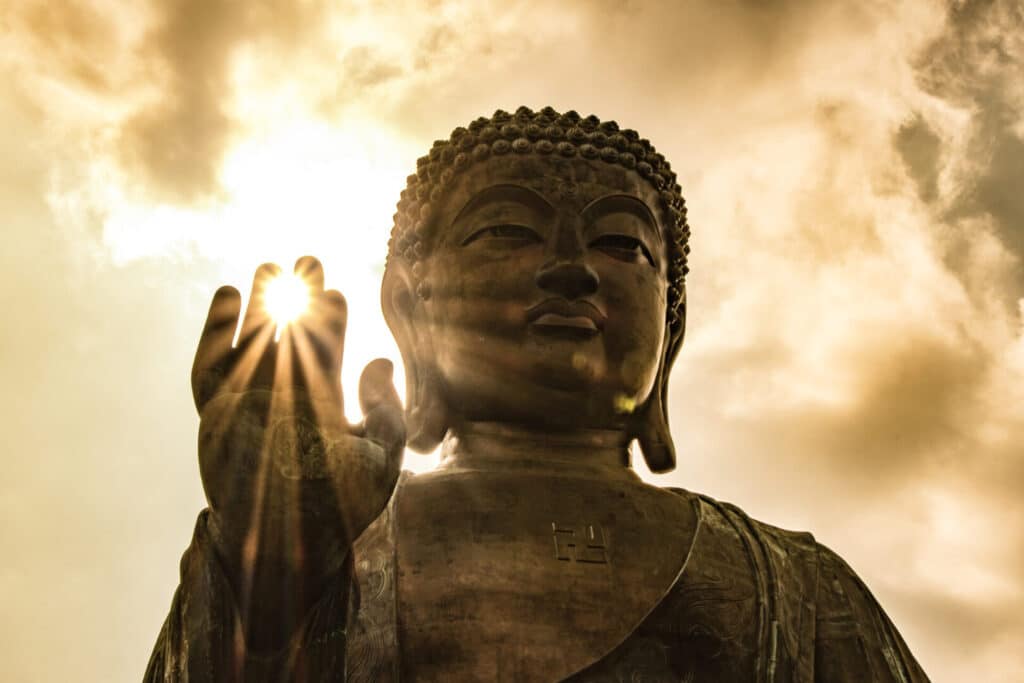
[116,0,332,203]
[912,0,1024,296]
[13,0,119,92]
[896,113,943,202]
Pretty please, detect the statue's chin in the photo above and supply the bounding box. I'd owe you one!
[443,371,635,433]
[434,328,655,430]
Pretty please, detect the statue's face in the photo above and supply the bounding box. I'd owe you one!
[415,155,669,430]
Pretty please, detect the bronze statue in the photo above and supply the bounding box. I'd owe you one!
[146,107,929,681]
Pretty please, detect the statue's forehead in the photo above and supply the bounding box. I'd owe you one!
[439,156,658,215]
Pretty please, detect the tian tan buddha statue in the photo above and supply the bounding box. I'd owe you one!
[146,107,929,682]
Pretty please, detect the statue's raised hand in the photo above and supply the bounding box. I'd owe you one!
[191,257,404,651]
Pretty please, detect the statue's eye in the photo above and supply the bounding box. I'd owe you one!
[589,234,654,266]
[462,224,542,247]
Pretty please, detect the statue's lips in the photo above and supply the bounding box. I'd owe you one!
[532,313,599,331]
[525,299,606,333]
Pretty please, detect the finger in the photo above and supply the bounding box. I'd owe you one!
[290,257,332,393]
[245,324,279,393]
[358,359,399,415]
[312,289,347,375]
[294,288,347,383]
[192,285,241,411]
[357,359,405,460]
[282,288,347,420]
[238,262,281,346]
[294,255,324,294]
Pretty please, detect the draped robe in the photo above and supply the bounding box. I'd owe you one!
[145,473,929,682]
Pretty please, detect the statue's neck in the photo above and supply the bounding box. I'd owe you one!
[439,421,638,481]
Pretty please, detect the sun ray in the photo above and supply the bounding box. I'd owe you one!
[288,320,344,428]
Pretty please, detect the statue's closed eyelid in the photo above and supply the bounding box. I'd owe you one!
[582,196,662,245]
[588,233,656,266]
[460,223,543,246]
[585,211,660,259]
[452,200,549,244]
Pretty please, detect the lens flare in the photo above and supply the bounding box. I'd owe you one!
[263,273,311,328]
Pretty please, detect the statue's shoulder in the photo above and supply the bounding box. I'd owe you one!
[576,488,822,680]
[658,487,930,681]
[663,486,819,565]
[811,540,931,681]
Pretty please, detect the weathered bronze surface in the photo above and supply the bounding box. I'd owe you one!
[146,107,930,681]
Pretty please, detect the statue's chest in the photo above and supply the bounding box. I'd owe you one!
[390,470,696,682]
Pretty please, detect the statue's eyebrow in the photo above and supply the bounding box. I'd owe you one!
[581,194,663,244]
[451,184,555,225]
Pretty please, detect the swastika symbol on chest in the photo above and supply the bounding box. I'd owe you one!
[552,523,609,564]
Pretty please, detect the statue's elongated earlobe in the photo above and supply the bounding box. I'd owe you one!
[634,365,676,473]
[406,364,449,452]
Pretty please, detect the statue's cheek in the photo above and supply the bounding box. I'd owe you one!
[430,253,536,301]
[608,324,662,395]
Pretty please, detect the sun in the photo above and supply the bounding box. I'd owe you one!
[263,273,312,328]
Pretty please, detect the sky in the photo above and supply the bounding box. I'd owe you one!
[1,0,1022,680]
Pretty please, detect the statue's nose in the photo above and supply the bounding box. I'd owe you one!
[536,213,599,300]
[535,260,600,300]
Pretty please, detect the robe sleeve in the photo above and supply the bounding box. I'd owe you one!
[144,509,246,682]
[814,544,930,682]
[143,509,354,682]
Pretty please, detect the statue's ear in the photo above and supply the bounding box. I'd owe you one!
[381,261,416,347]
[635,294,685,473]
[381,262,449,453]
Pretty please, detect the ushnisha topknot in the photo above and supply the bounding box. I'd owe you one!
[387,105,691,349]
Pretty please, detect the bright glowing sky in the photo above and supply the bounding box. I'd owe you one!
[2,1,1022,680]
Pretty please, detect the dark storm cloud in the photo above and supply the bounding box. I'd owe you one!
[911,0,1024,293]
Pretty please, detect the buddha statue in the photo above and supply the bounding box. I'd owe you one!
[145,107,929,682]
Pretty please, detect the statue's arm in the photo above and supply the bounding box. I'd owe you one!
[143,509,355,682]
[145,262,404,680]
[144,510,243,683]
[814,543,930,682]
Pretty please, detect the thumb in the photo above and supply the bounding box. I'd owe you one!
[357,358,406,461]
